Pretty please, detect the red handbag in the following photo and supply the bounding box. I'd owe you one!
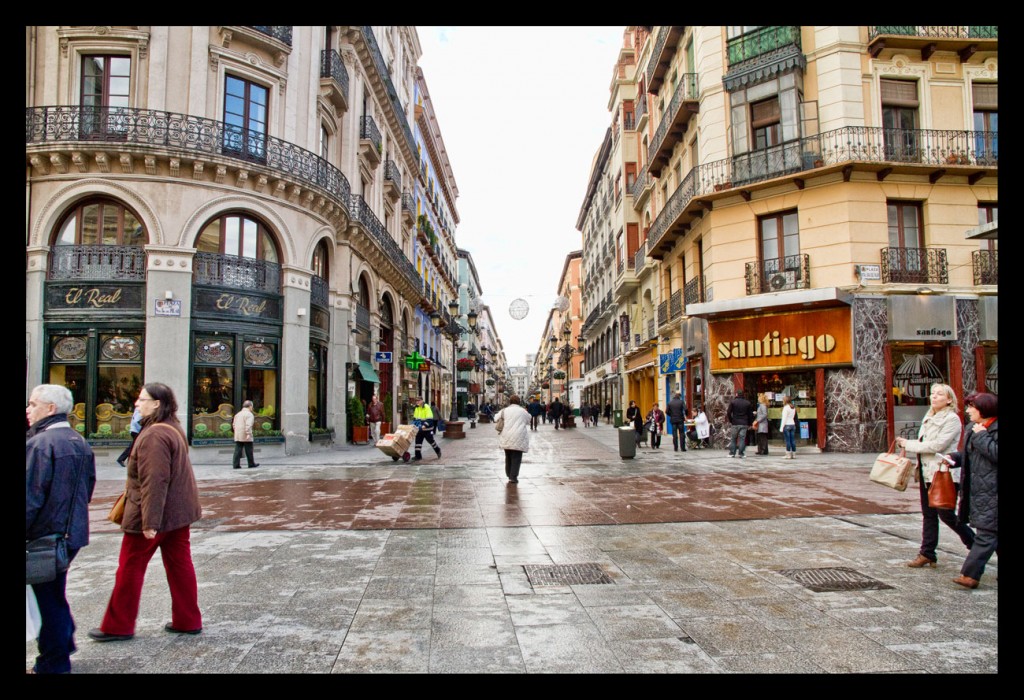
[928,463,956,510]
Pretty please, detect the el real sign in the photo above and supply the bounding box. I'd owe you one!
[708,307,852,373]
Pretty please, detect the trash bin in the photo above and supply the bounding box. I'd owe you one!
[618,425,637,459]
[613,409,623,428]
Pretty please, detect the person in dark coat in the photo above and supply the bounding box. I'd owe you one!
[526,397,543,431]
[625,400,643,447]
[549,397,565,429]
[604,402,612,424]
[666,393,687,451]
[947,392,998,589]
[26,384,97,674]
[726,390,754,458]
[580,403,591,427]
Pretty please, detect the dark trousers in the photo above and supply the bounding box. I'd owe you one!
[671,421,686,451]
[117,432,140,463]
[504,449,523,481]
[100,527,202,635]
[961,527,997,580]
[415,427,439,455]
[31,548,79,674]
[530,414,539,430]
[233,440,256,468]
[728,426,749,456]
[918,478,975,561]
[553,415,562,429]
[756,432,769,454]
[650,431,661,448]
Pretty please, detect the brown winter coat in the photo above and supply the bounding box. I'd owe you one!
[123,422,202,534]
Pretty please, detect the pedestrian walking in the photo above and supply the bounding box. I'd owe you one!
[626,400,643,447]
[231,400,260,469]
[412,397,442,460]
[550,397,565,430]
[754,393,770,455]
[526,397,543,431]
[366,395,384,444]
[116,406,143,467]
[495,395,531,484]
[646,403,665,449]
[89,382,203,642]
[897,383,975,570]
[780,396,797,458]
[581,403,591,427]
[726,390,754,458]
[666,393,687,452]
[604,402,612,425]
[946,392,998,589]
[26,384,96,674]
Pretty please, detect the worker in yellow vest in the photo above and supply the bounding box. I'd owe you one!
[412,397,441,461]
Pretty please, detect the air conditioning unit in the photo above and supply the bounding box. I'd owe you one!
[768,270,796,291]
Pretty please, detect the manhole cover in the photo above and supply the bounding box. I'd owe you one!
[776,567,894,593]
[524,563,613,586]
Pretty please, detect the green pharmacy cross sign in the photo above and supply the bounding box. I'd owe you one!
[405,351,431,372]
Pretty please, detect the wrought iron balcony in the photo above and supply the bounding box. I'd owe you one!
[868,26,997,59]
[319,50,350,111]
[355,303,371,331]
[972,249,997,285]
[669,290,682,321]
[624,113,635,131]
[311,274,329,308]
[727,26,801,65]
[880,247,948,285]
[48,244,146,281]
[745,254,810,295]
[384,160,402,189]
[634,240,648,273]
[647,73,699,177]
[193,252,281,294]
[26,106,352,216]
[629,167,651,203]
[402,191,416,214]
[657,300,668,327]
[248,26,293,46]
[647,319,656,342]
[358,27,417,158]
[645,26,684,95]
[350,195,422,291]
[359,115,382,160]
[635,93,648,127]
[683,275,703,307]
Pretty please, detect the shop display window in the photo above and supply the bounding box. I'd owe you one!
[752,370,816,443]
[891,343,948,439]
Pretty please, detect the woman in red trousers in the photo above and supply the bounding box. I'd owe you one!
[88,382,203,642]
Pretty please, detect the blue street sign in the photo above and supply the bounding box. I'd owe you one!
[375,351,393,363]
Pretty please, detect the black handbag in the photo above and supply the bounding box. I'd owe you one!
[26,459,82,585]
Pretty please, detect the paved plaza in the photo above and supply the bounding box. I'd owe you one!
[31,421,998,674]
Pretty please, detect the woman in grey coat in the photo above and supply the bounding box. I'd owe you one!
[946,392,998,589]
[754,393,769,455]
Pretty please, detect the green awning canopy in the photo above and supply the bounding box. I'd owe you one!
[357,360,380,384]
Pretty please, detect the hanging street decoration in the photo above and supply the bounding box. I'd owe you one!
[509,298,529,320]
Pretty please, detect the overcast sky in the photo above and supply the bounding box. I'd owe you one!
[416,26,626,367]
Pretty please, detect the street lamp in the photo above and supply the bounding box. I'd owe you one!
[430,298,464,422]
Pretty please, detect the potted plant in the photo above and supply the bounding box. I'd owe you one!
[457,358,476,372]
[348,395,368,444]
[381,393,393,435]
[552,370,566,380]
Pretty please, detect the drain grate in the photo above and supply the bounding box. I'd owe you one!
[777,567,894,593]
[524,563,613,586]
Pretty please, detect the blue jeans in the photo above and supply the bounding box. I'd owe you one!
[729,425,748,456]
[783,425,796,452]
[31,548,79,674]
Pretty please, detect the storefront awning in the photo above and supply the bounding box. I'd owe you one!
[625,361,655,375]
[357,360,380,384]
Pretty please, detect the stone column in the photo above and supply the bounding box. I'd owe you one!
[26,247,49,395]
[281,265,312,455]
[143,246,195,428]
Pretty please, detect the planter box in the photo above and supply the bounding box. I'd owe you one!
[443,421,466,439]
[351,426,370,444]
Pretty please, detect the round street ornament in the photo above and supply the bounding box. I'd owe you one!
[509,298,529,320]
[553,295,570,312]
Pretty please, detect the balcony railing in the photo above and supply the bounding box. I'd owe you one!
[669,290,683,321]
[402,191,416,214]
[319,49,350,107]
[972,249,998,285]
[359,27,417,157]
[48,244,147,281]
[359,115,382,154]
[27,106,352,216]
[657,300,668,327]
[647,319,656,342]
[881,247,948,285]
[647,73,699,174]
[350,195,421,291]
[635,93,647,125]
[745,254,810,295]
[311,274,329,308]
[355,304,370,331]
[248,26,293,46]
[727,26,801,65]
[384,159,402,190]
[629,167,651,201]
[683,275,703,307]
[868,26,998,41]
[193,252,281,294]
[634,240,648,273]
[624,113,635,131]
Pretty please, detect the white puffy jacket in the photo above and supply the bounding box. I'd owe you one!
[495,404,531,452]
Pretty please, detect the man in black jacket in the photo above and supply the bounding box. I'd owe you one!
[666,393,687,451]
[526,397,543,431]
[726,389,754,458]
[549,397,565,429]
[26,384,97,674]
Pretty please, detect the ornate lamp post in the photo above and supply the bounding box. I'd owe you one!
[430,299,464,422]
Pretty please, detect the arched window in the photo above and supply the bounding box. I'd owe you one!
[197,212,279,262]
[54,198,146,247]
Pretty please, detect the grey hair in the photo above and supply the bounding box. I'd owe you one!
[243,400,254,409]
[31,384,74,414]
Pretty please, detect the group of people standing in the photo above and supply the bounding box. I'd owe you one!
[625,395,710,451]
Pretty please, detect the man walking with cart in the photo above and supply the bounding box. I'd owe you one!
[412,397,441,461]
